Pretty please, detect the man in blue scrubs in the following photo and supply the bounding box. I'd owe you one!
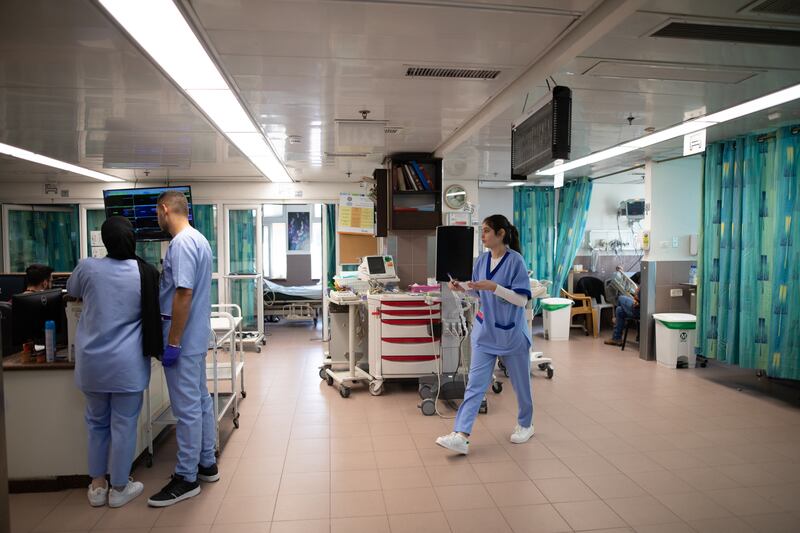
[148,190,218,507]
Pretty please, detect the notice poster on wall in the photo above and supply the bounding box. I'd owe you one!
[338,193,374,235]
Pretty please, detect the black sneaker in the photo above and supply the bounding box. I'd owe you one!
[147,475,200,507]
[197,463,220,483]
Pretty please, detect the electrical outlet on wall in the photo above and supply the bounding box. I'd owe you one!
[672,236,679,248]
[670,289,683,297]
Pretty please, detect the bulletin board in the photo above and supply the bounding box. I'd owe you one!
[339,233,378,264]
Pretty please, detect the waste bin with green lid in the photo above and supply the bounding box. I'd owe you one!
[541,297,574,341]
[652,313,697,368]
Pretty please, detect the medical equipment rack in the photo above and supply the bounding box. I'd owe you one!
[144,306,245,464]
[225,274,266,353]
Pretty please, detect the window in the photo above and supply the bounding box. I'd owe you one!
[270,222,287,279]
[311,221,322,280]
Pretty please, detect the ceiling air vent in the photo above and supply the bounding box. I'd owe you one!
[405,66,501,80]
[651,22,800,47]
[743,0,800,17]
[384,126,404,135]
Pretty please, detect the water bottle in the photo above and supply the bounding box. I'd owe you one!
[689,264,697,285]
[45,320,56,363]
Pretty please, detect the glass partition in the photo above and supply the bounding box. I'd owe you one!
[5,205,79,272]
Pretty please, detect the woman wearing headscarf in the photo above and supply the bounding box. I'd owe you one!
[67,216,162,508]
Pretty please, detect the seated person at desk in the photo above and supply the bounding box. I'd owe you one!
[67,216,162,508]
[23,263,54,293]
[605,277,640,347]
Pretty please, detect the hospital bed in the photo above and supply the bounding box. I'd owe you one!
[263,278,323,326]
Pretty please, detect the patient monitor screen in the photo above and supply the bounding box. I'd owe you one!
[367,256,386,275]
[103,186,193,241]
[436,225,474,282]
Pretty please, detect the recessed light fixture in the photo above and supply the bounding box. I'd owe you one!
[0,142,124,182]
[537,82,800,176]
[98,0,292,183]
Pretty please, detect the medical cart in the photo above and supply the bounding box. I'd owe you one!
[324,296,373,398]
[144,306,244,463]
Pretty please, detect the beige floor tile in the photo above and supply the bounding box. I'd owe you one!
[447,507,513,533]
[632,523,695,533]
[485,480,548,507]
[331,470,381,493]
[433,484,496,511]
[672,467,740,491]
[371,434,417,452]
[269,519,330,533]
[331,436,372,454]
[466,444,513,464]
[646,449,708,470]
[714,464,784,487]
[654,492,733,521]
[541,440,597,459]
[215,494,278,524]
[374,449,423,469]
[279,472,330,495]
[605,453,666,475]
[369,421,409,437]
[331,490,386,518]
[741,512,800,533]
[228,473,282,496]
[32,503,107,532]
[605,495,682,526]
[471,461,528,483]
[331,452,377,472]
[518,458,576,480]
[704,487,784,516]
[628,470,696,495]
[498,504,571,533]
[554,500,627,531]
[208,524,270,533]
[581,473,648,499]
[562,454,621,477]
[379,467,432,490]
[388,512,451,533]
[331,515,390,533]
[383,488,441,515]
[284,452,330,473]
[535,476,598,503]
[751,482,800,512]
[151,526,211,533]
[687,516,757,533]
[154,497,224,527]
[424,464,480,487]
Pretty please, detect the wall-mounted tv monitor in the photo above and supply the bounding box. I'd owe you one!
[103,186,193,241]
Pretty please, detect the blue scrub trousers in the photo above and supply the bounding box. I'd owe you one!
[164,352,216,482]
[454,348,533,435]
[84,391,144,487]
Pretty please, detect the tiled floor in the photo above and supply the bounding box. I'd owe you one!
[10,323,800,533]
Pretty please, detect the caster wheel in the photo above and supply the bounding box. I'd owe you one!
[538,363,548,371]
[319,367,328,380]
[420,399,436,416]
[260,339,267,346]
[701,361,707,368]
[233,414,240,429]
[327,375,334,386]
[369,381,384,396]
[241,391,247,398]
[756,370,765,378]
[546,366,554,379]
[419,385,433,399]
[340,387,351,398]
[479,399,488,414]
[145,454,153,468]
[492,381,503,394]
[255,346,262,354]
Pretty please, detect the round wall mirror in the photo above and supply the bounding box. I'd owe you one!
[444,184,468,209]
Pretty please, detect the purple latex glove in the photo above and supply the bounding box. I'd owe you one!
[162,344,181,367]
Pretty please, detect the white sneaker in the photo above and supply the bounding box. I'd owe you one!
[435,432,469,454]
[87,483,108,507]
[510,424,535,444]
[108,480,144,508]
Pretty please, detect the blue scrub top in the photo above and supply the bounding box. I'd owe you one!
[67,258,151,393]
[159,226,212,355]
[471,249,532,354]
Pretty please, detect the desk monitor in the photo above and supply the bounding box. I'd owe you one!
[435,225,474,282]
[11,289,67,346]
[0,274,26,302]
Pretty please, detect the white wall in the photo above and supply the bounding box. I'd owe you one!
[644,155,702,261]
[478,188,513,223]
[580,182,645,253]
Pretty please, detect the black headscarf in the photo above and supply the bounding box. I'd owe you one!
[101,216,163,359]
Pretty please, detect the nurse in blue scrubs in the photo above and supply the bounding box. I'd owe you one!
[436,214,534,455]
[68,216,161,507]
[147,190,216,508]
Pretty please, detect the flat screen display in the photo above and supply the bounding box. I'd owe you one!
[626,200,645,217]
[103,186,193,241]
[366,256,386,275]
[436,225,474,282]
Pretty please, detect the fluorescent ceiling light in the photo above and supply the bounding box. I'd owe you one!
[99,0,292,183]
[0,142,124,182]
[537,82,800,176]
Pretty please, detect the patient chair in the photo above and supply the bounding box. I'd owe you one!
[561,288,597,338]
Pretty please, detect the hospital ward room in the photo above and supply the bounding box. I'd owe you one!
[0,1,800,532]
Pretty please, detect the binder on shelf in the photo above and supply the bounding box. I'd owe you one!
[410,161,430,191]
[393,166,406,191]
[405,163,424,191]
[399,164,416,190]
[418,164,435,191]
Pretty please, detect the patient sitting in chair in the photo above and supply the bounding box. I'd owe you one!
[605,267,640,347]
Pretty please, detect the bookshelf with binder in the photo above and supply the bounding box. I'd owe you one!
[374,154,442,233]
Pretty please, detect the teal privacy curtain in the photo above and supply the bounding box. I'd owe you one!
[228,208,258,330]
[325,203,336,288]
[513,177,593,302]
[697,126,799,379]
[8,206,79,272]
[194,204,218,304]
